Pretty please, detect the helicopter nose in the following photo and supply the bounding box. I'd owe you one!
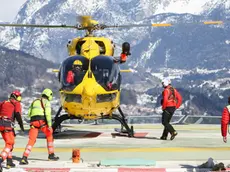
[83,82,95,97]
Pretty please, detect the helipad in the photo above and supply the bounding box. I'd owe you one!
[0,124,229,171]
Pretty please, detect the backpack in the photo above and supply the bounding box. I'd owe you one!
[0,101,4,112]
[0,100,15,118]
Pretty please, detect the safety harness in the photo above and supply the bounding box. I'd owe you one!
[167,86,177,103]
[29,98,46,129]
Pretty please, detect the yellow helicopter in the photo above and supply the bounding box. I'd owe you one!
[0,16,222,137]
[0,15,152,137]
[52,16,135,136]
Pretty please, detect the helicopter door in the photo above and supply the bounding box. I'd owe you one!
[91,55,121,91]
[60,55,89,90]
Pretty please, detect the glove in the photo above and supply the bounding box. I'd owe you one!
[223,137,227,143]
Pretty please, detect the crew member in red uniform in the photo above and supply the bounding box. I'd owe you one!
[221,96,230,143]
[160,78,182,140]
[0,91,24,171]
[66,60,83,84]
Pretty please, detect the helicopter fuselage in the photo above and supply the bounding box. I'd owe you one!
[59,36,122,120]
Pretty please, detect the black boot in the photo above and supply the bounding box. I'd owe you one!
[0,157,3,172]
[19,156,28,165]
[160,136,167,140]
[48,153,59,161]
[6,158,16,169]
[170,131,178,140]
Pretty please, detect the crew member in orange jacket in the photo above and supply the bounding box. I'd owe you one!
[66,60,83,84]
[221,96,230,143]
[0,91,24,171]
[160,78,182,140]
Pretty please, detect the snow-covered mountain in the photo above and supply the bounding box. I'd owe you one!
[0,0,230,117]
[0,0,229,63]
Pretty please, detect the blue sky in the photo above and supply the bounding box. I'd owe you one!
[0,0,27,22]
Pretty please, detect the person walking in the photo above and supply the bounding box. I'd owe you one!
[221,96,230,143]
[0,91,24,171]
[20,88,59,165]
[160,78,182,140]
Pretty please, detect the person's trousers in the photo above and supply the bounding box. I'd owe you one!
[23,120,54,157]
[0,126,15,161]
[161,107,176,137]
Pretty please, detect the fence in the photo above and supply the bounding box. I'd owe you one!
[46,114,222,125]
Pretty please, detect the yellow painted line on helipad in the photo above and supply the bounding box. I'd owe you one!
[4,147,230,153]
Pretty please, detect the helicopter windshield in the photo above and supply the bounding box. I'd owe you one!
[60,55,89,90]
[91,55,121,91]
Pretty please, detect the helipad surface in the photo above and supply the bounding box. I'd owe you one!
[0,124,230,171]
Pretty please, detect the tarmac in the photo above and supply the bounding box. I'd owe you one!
[0,124,230,172]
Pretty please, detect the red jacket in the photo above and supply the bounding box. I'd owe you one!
[162,86,182,110]
[0,99,21,120]
[66,70,74,84]
[221,106,230,137]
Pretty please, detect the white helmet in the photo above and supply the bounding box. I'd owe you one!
[162,78,171,87]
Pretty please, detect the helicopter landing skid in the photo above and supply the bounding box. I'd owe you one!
[111,114,134,137]
[101,107,134,137]
[52,107,84,133]
[52,107,134,137]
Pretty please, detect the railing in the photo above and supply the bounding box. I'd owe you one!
[127,115,221,124]
[37,114,221,125]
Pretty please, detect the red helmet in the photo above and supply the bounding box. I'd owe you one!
[10,90,22,102]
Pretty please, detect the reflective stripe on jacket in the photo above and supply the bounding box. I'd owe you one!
[28,98,52,127]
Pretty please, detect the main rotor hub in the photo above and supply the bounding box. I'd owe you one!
[76,15,106,36]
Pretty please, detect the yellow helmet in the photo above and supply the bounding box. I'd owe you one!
[73,60,82,66]
[42,88,53,101]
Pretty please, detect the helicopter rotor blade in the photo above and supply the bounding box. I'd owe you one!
[104,23,172,28]
[103,21,224,29]
[0,20,224,32]
[0,23,78,29]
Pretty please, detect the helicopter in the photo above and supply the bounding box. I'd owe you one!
[0,15,152,137]
[0,16,223,137]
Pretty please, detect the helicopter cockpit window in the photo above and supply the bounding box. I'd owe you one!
[91,55,121,91]
[60,55,89,90]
